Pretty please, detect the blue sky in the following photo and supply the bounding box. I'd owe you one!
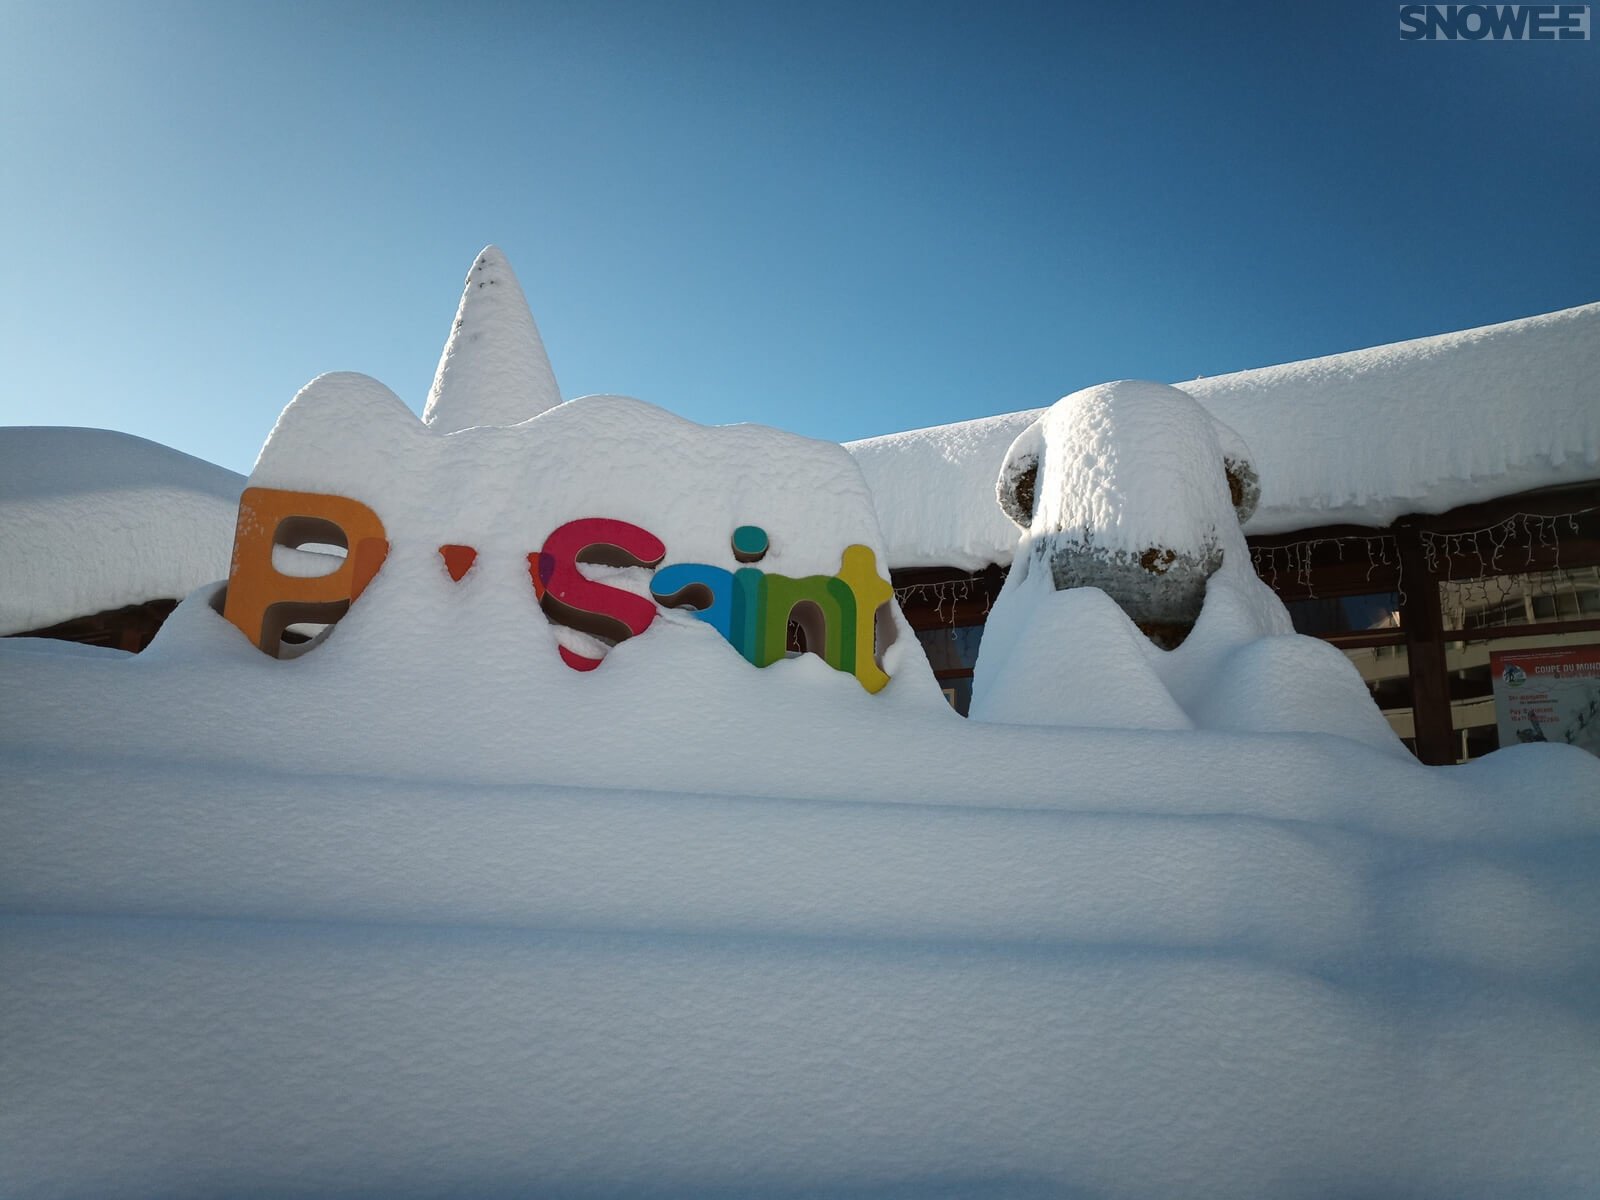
[2,0,1596,475]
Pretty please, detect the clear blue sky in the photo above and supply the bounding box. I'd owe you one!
[2,0,1596,475]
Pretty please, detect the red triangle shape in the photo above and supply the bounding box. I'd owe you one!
[439,544,478,582]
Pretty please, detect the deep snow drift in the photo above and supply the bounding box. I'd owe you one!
[3,251,1598,1199]
[5,569,1599,1199]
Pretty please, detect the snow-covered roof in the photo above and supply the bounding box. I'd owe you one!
[848,302,1600,571]
[0,427,245,635]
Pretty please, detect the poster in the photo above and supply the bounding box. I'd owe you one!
[1491,644,1600,758]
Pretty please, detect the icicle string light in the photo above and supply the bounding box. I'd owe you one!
[893,578,994,626]
[1438,563,1600,631]
[1248,536,1404,603]
[904,504,1595,632]
[1250,504,1598,614]
[1419,506,1598,584]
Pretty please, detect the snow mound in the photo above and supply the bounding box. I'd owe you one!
[259,374,893,586]
[848,301,1600,567]
[972,386,1400,753]
[421,245,563,432]
[965,586,1194,730]
[1193,635,1399,742]
[0,427,244,635]
[225,369,939,707]
[972,536,1400,752]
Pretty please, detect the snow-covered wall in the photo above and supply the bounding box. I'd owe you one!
[0,427,245,635]
[849,301,1600,570]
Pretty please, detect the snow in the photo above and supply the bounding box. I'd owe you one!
[8,900,1595,1199]
[0,426,244,635]
[3,601,1597,1195]
[257,377,895,592]
[3,252,1599,1197]
[995,381,1257,558]
[1187,300,1600,533]
[249,369,916,679]
[421,245,563,433]
[849,301,1600,569]
[969,388,1399,754]
[990,381,1261,639]
[849,409,1039,572]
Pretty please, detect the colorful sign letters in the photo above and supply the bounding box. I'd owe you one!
[223,487,896,692]
[224,487,390,661]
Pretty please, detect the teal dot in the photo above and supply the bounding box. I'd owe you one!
[731,525,769,562]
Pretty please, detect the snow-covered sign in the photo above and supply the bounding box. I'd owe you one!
[220,251,900,692]
[1492,645,1600,756]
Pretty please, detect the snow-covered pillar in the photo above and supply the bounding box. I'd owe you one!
[995,380,1260,647]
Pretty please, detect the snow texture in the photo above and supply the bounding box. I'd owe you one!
[0,426,244,635]
[993,381,1255,631]
[259,376,889,589]
[3,254,1598,1198]
[849,409,1039,572]
[995,381,1258,554]
[421,245,563,432]
[251,371,916,676]
[2,605,1597,1197]
[849,301,1600,569]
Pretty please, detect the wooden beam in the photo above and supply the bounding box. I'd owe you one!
[1398,482,1600,534]
[7,599,178,653]
[1395,524,1456,765]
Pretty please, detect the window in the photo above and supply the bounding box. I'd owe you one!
[913,624,985,715]
[1283,591,1402,638]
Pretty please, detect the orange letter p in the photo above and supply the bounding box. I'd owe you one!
[222,487,389,657]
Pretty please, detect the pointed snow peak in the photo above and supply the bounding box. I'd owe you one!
[422,246,563,432]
